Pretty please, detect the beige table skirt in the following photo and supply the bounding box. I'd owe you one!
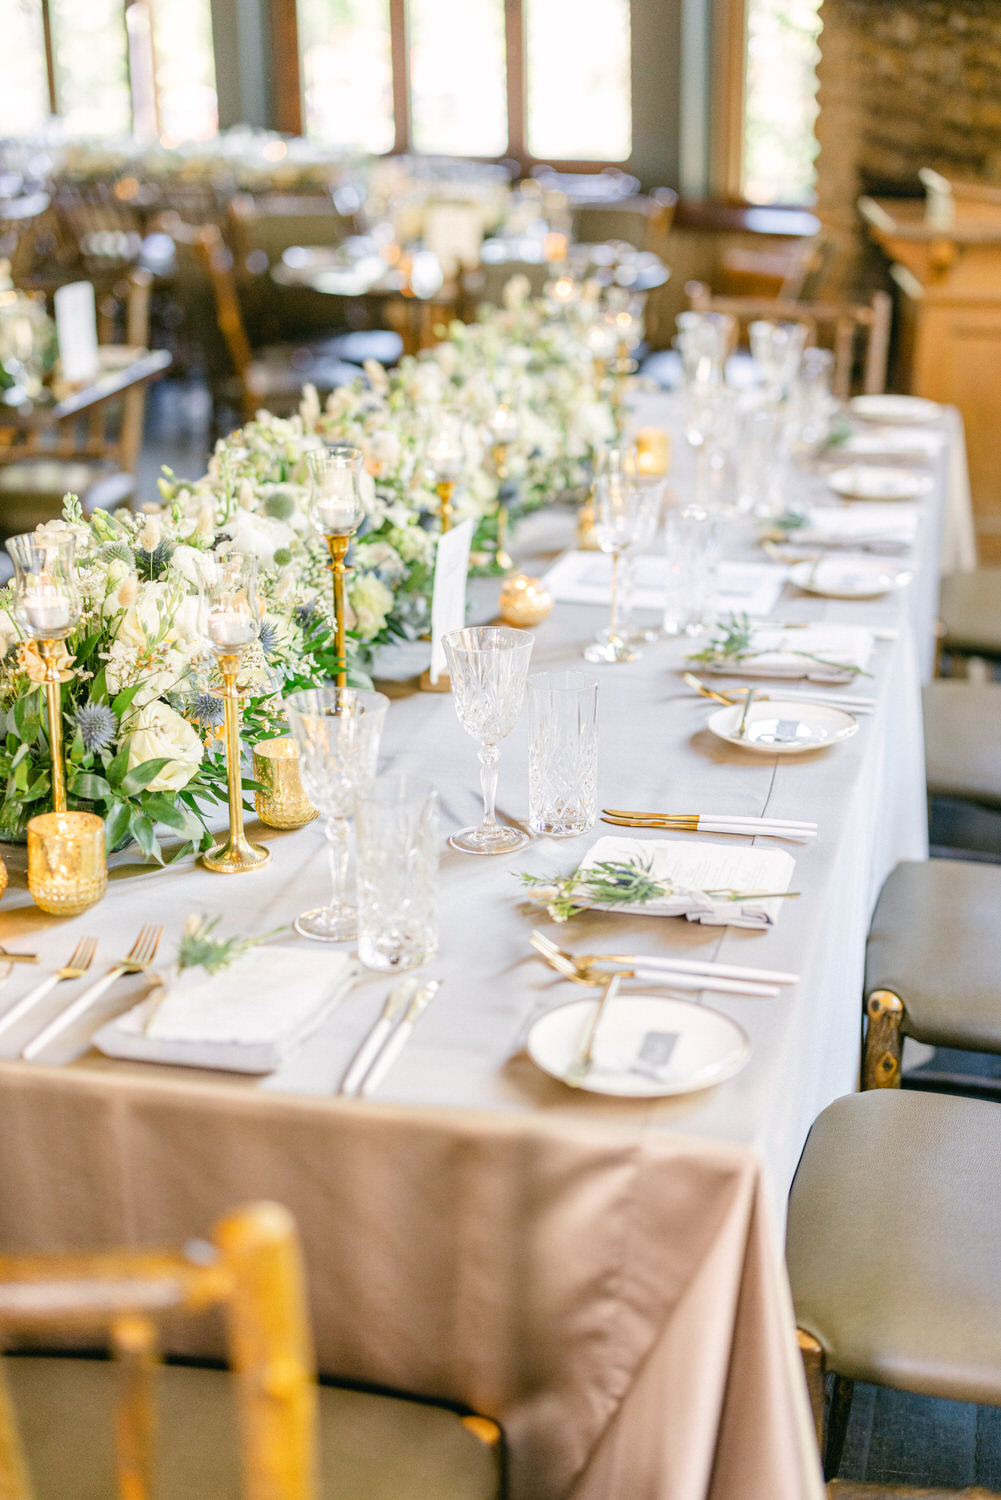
[0,1063,822,1499]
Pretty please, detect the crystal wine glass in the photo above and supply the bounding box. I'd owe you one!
[442,626,534,855]
[584,472,660,664]
[283,687,389,940]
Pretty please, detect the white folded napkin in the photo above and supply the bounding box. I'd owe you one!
[544,551,786,620]
[795,505,919,556]
[578,836,795,930]
[839,428,945,461]
[702,621,874,683]
[94,946,359,1074]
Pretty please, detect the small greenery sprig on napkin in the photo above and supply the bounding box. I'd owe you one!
[175,914,286,975]
[686,611,871,680]
[517,858,797,924]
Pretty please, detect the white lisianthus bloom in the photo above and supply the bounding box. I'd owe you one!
[169,544,203,588]
[125,700,203,791]
[347,574,394,640]
[221,512,296,571]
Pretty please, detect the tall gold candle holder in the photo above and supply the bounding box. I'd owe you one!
[253,737,317,830]
[6,531,81,816]
[427,415,464,536]
[307,444,367,690]
[195,553,271,874]
[488,401,520,574]
[27,811,107,916]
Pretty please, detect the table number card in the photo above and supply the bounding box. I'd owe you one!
[428,517,474,685]
[54,281,99,385]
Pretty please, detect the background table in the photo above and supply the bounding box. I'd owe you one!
[0,393,960,1500]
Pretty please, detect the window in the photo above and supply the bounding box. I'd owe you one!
[295,0,632,166]
[1,0,217,142]
[298,0,395,153]
[740,0,822,204]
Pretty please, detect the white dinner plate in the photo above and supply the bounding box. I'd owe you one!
[827,465,933,502]
[527,994,751,1097]
[789,557,910,599]
[849,395,941,426]
[707,700,859,754]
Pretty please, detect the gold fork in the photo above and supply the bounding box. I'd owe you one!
[22,925,163,1061]
[530,930,784,996]
[0,937,98,1042]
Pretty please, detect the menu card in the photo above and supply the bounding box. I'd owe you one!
[429,517,474,684]
[54,281,99,384]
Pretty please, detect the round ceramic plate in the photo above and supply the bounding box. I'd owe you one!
[789,557,910,600]
[707,700,859,754]
[827,465,933,502]
[849,394,941,425]
[527,994,751,1098]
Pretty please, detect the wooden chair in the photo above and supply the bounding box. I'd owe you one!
[717,228,834,302]
[787,1089,1001,1495]
[685,279,892,399]
[571,189,677,256]
[0,268,158,536]
[162,217,362,427]
[0,1201,503,1500]
[0,195,54,287]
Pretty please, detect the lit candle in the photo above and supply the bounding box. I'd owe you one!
[552,276,575,304]
[428,428,463,481]
[635,426,671,477]
[23,583,71,633]
[488,403,520,446]
[544,232,569,264]
[208,603,255,648]
[315,493,362,536]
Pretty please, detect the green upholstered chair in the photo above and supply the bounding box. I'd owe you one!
[939,569,1001,663]
[922,680,1001,812]
[787,1088,1001,1492]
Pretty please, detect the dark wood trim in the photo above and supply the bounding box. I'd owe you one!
[270,0,302,135]
[504,0,524,161]
[389,0,410,154]
[40,0,58,115]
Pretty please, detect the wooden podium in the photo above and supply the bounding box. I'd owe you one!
[860,188,1001,560]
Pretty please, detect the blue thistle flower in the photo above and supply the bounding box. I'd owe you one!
[134,540,173,578]
[258,619,279,658]
[75,703,117,755]
[295,603,320,629]
[191,693,225,729]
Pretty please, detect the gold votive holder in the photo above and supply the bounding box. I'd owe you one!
[498,574,554,628]
[253,738,318,830]
[0,849,7,902]
[27,812,107,917]
[576,498,600,551]
[636,426,671,477]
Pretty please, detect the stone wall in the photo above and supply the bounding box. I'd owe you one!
[815,0,1001,293]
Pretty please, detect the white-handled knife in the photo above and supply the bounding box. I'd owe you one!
[359,979,442,1097]
[338,976,420,1097]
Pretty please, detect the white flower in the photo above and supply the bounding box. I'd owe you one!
[169,544,203,587]
[238,478,256,511]
[363,359,389,396]
[125,700,203,792]
[347,574,394,640]
[114,581,173,654]
[221,512,295,571]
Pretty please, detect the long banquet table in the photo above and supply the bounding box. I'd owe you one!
[0,395,965,1499]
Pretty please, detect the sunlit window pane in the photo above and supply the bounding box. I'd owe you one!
[526,0,630,161]
[298,0,394,154]
[742,0,822,204]
[151,0,218,144]
[50,0,131,135]
[409,0,507,158]
[0,0,49,136]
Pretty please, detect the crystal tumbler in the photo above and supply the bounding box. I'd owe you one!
[528,672,599,838]
[356,776,439,971]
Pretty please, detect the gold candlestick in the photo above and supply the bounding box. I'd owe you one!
[40,639,67,814]
[436,479,454,534]
[490,442,514,572]
[203,651,271,874]
[326,533,353,689]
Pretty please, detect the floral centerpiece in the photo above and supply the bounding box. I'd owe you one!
[0,500,325,861]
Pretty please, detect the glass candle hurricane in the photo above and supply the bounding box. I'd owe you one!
[307,443,367,689]
[426,413,464,533]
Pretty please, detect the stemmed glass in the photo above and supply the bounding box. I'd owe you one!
[284,687,389,940]
[442,626,534,855]
[749,319,808,403]
[584,470,661,664]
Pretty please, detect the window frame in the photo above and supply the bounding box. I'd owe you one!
[278,0,635,172]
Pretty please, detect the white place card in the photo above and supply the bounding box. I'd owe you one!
[54,280,99,384]
[543,550,787,620]
[429,517,474,684]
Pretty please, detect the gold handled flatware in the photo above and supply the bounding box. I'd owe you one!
[601,808,817,839]
[0,948,38,964]
[358,979,442,1097]
[529,931,783,997]
[22,925,163,1061]
[735,686,756,739]
[338,976,420,1097]
[564,972,622,1088]
[531,929,798,987]
[683,671,875,713]
[0,937,98,1042]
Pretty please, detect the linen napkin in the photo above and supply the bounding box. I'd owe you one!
[838,428,945,462]
[577,836,796,930]
[544,551,787,619]
[701,621,874,683]
[793,505,919,556]
[94,946,359,1074]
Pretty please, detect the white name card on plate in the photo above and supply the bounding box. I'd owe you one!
[429,517,473,684]
[54,281,99,384]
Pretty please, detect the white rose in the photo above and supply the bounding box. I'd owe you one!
[126,700,203,792]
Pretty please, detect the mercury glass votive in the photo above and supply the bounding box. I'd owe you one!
[253,737,318,830]
[27,812,107,916]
